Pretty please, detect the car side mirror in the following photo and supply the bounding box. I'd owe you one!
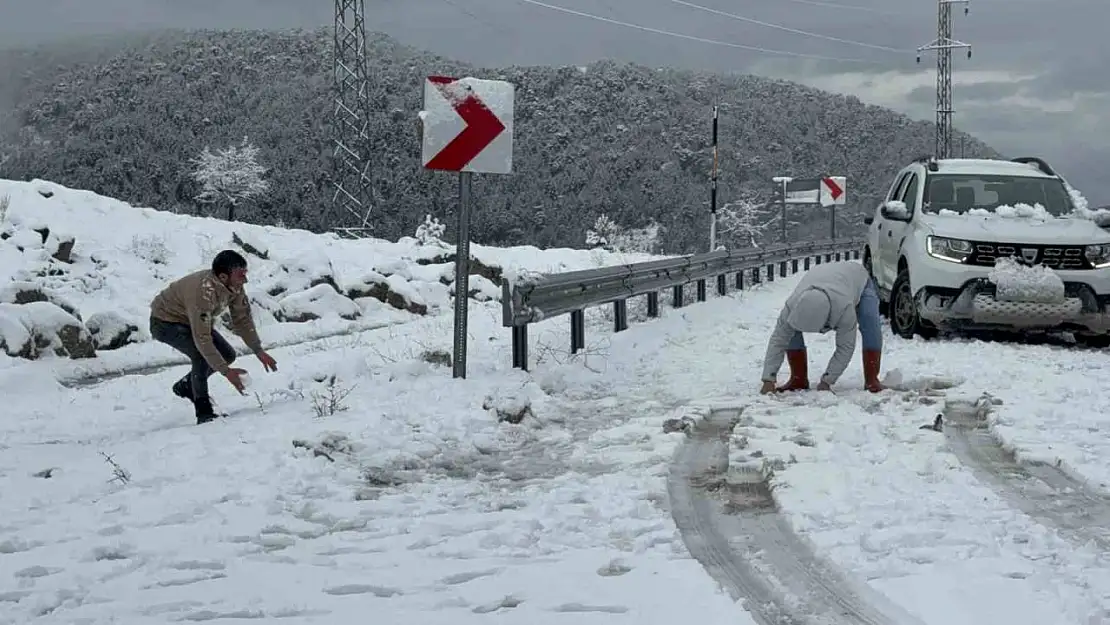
[880,200,910,220]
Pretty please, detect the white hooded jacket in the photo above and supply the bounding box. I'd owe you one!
[760,261,871,385]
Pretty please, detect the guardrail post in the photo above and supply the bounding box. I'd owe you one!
[696,279,707,302]
[716,274,726,296]
[835,252,842,261]
[735,271,744,290]
[613,299,628,332]
[673,285,684,307]
[512,326,528,371]
[753,267,761,285]
[791,259,798,274]
[779,261,787,277]
[826,253,833,262]
[853,250,860,260]
[647,292,659,317]
[767,264,774,282]
[570,310,585,353]
[805,256,811,270]
[815,255,822,265]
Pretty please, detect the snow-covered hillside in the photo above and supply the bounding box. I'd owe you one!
[0,178,660,381]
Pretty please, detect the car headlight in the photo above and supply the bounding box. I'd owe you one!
[926,236,973,263]
[1085,244,1110,268]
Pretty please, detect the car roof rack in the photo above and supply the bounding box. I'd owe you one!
[1010,156,1057,176]
[913,154,939,172]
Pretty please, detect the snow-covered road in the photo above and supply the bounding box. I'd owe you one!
[5,264,1110,624]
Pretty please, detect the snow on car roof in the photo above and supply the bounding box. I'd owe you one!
[928,158,1058,179]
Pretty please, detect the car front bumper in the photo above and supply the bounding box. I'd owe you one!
[916,278,1110,334]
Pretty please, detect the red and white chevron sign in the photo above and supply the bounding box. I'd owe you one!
[820,176,846,207]
[420,75,514,175]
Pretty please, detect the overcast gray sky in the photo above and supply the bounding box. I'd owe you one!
[1,0,1105,204]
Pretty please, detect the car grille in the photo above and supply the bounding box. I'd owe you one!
[967,242,1091,270]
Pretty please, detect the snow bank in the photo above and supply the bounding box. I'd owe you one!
[988,256,1065,303]
[0,178,669,369]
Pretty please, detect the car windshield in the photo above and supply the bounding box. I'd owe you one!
[923,173,1074,217]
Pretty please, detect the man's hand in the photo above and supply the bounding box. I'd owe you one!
[224,367,249,394]
[816,380,832,392]
[257,351,278,372]
[759,380,777,395]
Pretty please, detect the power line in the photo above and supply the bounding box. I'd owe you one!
[513,0,885,63]
[668,0,911,53]
[757,0,910,16]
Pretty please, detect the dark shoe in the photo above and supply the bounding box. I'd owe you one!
[172,377,194,402]
[776,349,810,392]
[194,397,219,425]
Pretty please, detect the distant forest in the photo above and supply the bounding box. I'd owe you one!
[0,28,998,253]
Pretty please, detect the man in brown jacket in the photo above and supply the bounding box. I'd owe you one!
[150,250,277,424]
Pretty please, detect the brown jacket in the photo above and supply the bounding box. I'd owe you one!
[150,269,262,374]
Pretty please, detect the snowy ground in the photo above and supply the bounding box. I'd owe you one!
[5,180,1110,623]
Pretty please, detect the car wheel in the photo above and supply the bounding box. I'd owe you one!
[889,269,937,340]
[1076,333,1110,349]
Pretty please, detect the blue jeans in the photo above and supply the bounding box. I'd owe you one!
[149,318,236,401]
[786,279,883,351]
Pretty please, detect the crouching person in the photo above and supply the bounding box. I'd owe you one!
[149,250,278,424]
[758,260,884,394]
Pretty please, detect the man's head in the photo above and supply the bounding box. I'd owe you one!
[212,249,249,290]
[787,289,831,333]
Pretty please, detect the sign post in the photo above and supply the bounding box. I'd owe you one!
[772,176,792,243]
[421,75,514,379]
[820,176,847,239]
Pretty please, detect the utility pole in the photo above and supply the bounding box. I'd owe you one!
[708,104,719,252]
[332,0,374,237]
[917,0,972,160]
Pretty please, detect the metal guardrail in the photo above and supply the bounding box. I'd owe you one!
[501,238,865,370]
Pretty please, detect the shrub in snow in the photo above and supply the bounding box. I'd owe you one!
[232,231,270,260]
[450,274,500,302]
[585,213,661,254]
[85,311,141,351]
[414,214,447,246]
[266,249,339,297]
[0,194,9,226]
[344,270,428,316]
[413,252,504,285]
[276,284,361,323]
[44,230,75,263]
[988,256,1065,303]
[0,281,82,320]
[0,301,96,359]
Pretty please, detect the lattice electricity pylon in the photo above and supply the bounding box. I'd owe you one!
[332,0,373,235]
[917,0,972,160]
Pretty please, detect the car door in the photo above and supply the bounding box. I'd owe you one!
[880,171,920,282]
[875,171,910,288]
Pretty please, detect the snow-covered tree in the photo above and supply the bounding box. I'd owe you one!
[190,137,271,221]
[716,199,770,248]
[585,213,661,254]
[414,214,446,246]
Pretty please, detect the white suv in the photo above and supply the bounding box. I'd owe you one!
[864,156,1110,346]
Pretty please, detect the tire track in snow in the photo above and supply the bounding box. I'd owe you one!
[943,394,1110,550]
[668,407,922,625]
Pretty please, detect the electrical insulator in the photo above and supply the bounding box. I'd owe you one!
[916,55,921,63]
[967,49,972,59]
